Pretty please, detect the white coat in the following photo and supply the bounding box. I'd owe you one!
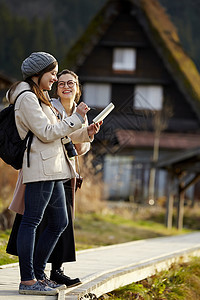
[7,82,90,183]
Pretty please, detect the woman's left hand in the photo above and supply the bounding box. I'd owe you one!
[87,121,103,138]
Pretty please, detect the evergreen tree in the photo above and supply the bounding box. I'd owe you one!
[42,16,57,55]
[30,17,45,53]
[1,0,200,77]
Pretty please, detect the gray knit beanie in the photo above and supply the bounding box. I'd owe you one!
[21,52,57,79]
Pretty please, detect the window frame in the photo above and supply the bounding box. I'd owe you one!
[134,85,163,111]
[112,48,136,72]
[83,82,111,108]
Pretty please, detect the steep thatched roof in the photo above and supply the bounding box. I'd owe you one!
[62,0,200,117]
[138,0,200,115]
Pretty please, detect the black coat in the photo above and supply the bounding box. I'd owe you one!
[6,180,76,265]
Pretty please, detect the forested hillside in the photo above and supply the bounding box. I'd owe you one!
[0,0,199,79]
[0,0,106,78]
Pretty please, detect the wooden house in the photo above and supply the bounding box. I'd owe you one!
[62,0,200,203]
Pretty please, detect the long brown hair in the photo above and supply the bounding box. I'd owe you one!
[54,69,81,104]
[8,61,57,106]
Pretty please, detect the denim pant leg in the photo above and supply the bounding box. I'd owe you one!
[33,181,68,280]
[17,180,68,281]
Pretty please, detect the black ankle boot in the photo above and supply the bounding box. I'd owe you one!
[50,269,81,288]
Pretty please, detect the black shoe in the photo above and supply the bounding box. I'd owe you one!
[50,269,82,288]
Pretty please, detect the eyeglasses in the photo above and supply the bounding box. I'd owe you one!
[58,80,77,88]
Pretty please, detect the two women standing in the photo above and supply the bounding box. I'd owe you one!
[6,52,101,295]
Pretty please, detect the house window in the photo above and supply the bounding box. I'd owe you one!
[112,48,136,72]
[83,83,111,108]
[134,85,163,110]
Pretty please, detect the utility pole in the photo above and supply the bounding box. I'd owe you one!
[148,130,160,204]
[148,104,173,204]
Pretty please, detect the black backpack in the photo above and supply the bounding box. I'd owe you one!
[0,90,34,170]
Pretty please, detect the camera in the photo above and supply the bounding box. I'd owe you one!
[76,176,83,190]
[62,137,78,158]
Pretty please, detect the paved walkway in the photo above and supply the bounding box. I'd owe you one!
[1,232,200,299]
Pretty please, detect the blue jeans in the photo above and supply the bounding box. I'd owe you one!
[17,180,68,281]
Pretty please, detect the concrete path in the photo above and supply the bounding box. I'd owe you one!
[1,232,200,299]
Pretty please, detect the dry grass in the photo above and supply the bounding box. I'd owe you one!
[0,160,17,230]
[0,153,107,229]
[0,160,17,228]
[103,257,200,299]
[0,160,18,212]
[75,153,107,214]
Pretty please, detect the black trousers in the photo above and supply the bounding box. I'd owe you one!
[6,180,76,266]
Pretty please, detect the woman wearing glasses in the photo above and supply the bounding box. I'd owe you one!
[7,69,102,289]
[40,69,99,286]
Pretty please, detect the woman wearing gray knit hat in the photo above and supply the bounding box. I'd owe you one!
[21,52,57,79]
[6,52,101,296]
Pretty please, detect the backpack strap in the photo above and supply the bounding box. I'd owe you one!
[14,90,35,168]
[14,89,33,105]
[26,131,33,167]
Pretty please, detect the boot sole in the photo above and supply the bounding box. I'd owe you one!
[67,281,82,288]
